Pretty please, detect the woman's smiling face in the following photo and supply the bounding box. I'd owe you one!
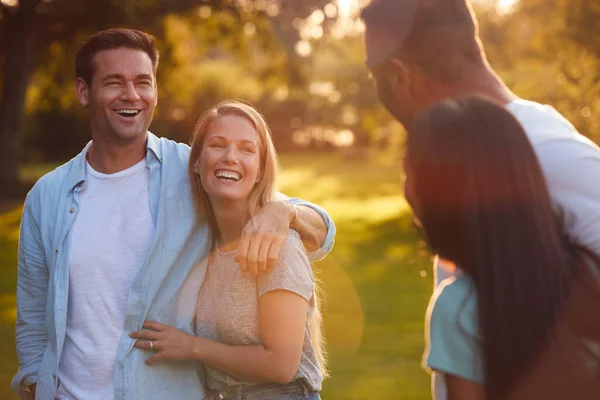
[198,114,262,204]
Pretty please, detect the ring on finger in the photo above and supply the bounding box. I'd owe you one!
[150,340,155,350]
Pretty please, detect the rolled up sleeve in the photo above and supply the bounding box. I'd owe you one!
[287,198,336,261]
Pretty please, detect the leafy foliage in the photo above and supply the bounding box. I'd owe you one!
[1,0,598,164]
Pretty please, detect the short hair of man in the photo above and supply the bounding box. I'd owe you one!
[75,28,160,86]
[362,0,486,83]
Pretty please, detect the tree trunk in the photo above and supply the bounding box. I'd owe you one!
[0,0,37,200]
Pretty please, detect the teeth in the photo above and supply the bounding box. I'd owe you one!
[116,109,140,115]
[215,170,241,181]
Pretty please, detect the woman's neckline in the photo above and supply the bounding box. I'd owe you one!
[216,239,239,255]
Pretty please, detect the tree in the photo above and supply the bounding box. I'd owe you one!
[474,0,600,142]
[0,0,37,198]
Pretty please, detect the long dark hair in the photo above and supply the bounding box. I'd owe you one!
[406,96,600,399]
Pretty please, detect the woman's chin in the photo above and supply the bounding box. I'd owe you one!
[208,191,250,204]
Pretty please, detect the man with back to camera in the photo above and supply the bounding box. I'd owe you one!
[360,0,600,281]
[360,0,600,397]
[12,29,336,400]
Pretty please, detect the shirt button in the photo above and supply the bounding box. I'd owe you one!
[70,208,75,213]
[52,373,56,381]
[55,248,58,253]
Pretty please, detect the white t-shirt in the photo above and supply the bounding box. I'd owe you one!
[57,158,155,400]
[435,99,600,286]
[507,99,600,254]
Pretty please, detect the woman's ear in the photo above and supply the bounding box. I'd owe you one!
[193,158,202,175]
[255,158,264,184]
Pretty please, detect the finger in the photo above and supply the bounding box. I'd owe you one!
[133,340,155,351]
[257,238,272,273]
[145,353,167,365]
[245,233,263,277]
[266,236,283,269]
[236,233,251,272]
[143,321,166,331]
[129,330,160,341]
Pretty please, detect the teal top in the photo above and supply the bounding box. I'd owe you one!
[424,268,600,387]
[423,274,485,384]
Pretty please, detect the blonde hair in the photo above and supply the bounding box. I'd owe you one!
[188,100,328,377]
[311,273,329,378]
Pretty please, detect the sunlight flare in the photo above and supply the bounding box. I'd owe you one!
[497,0,519,12]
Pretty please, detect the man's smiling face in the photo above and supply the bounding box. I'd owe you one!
[83,47,157,143]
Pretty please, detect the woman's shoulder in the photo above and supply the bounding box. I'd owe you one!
[431,274,476,315]
[278,230,309,263]
[257,230,314,300]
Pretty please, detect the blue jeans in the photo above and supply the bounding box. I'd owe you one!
[207,380,320,400]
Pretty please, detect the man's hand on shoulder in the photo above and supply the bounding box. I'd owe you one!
[235,200,295,276]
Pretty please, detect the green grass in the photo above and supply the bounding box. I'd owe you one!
[0,151,433,399]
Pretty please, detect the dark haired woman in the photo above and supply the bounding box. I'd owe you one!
[405,96,600,400]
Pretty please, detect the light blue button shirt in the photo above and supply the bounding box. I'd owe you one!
[11,133,336,400]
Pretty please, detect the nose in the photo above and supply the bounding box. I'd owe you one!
[120,81,141,102]
[222,146,238,164]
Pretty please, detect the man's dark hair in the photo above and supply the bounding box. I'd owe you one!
[76,28,160,86]
[361,0,484,82]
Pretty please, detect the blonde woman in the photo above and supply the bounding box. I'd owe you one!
[130,101,326,399]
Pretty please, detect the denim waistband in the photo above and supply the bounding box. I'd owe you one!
[207,379,315,400]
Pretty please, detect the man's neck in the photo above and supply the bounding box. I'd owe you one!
[451,67,518,106]
[87,133,147,174]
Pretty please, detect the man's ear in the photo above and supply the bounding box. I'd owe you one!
[75,77,90,108]
[390,58,430,103]
[387,58,411,96]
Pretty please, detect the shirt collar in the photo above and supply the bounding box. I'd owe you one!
[66,131,162,194]
[146,131,163,163]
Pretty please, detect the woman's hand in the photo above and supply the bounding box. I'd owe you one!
[130,321,198,365]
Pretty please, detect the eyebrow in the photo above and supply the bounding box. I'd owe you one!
[208,136,257,146]
[102,74,154,81]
